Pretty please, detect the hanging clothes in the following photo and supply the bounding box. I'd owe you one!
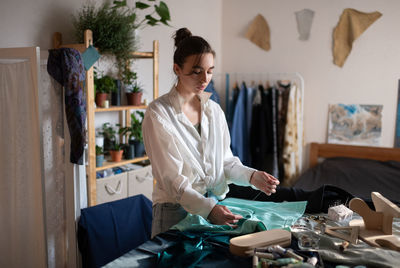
[282,83,303,186]
[276,82,291,182]
[231,83,250,166]
[204,79,221,104]
[250,84,278,177]
[47,48,86,165]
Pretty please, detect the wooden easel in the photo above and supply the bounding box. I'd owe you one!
[349,192,400,251]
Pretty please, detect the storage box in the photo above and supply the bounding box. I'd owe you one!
[96,173,128,205]
[128,165,153,200]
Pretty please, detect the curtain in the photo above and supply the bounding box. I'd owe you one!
[40,61,70,268]
[0,59,47,267]
[0,51,80,267]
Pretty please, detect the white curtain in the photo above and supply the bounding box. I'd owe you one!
[0,50,81,268]
[40,61,71,268]
[0,59,47,267]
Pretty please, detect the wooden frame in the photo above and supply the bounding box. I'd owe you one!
[309,142,400,168]
[53,30,159,206]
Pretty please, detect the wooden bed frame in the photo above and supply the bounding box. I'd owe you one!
[309,142,400,168]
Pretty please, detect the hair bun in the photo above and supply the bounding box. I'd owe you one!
[174,28,192,47]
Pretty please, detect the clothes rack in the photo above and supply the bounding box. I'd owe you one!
[223,72,305,184]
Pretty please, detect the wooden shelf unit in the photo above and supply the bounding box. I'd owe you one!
[53,30,159,206]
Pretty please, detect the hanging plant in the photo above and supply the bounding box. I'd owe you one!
[72,0,171,78]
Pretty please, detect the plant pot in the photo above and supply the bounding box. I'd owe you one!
[126,92,143,106]
[111,80,122,106]
[125,141,135,159]
[133,140,145,157]
[95,93,108,107]
[96,154,104,167]
[110,150,123,162]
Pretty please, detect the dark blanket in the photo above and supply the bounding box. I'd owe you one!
[294,157,400,205]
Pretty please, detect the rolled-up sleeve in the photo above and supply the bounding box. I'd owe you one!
[143,108,217,219]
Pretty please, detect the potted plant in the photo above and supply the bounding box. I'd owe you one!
[72,0,171,81]
[119,111,145,157]
[99,122,117,154]
[94,69,117,107]
[109,142,124,162]
[123,70,143,106]
[96,145,105,167]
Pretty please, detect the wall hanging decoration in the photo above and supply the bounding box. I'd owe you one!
[333,8,382,67]
[295,9,315,41]
[328,104,382,146]
[245,14,271,51]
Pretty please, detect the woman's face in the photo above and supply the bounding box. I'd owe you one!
[174,53,214,95]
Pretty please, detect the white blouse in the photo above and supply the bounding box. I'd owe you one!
[142,87,256,219]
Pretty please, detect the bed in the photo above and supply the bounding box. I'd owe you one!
[99,143,400,267]
[294,142,400,205]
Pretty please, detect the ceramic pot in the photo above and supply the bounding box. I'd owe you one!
[133,140,145,157]
[96,155,104,167]
[126,92,143,106]
[95,93,108,107]
[110,150,123,162]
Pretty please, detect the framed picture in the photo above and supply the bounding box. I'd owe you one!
[328,104,382,146]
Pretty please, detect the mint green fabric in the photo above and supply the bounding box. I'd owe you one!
[171,198,307,235]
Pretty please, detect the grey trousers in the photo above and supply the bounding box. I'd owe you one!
[151,203,188,238]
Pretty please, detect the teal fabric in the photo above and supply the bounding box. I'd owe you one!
[171,198,307,235]
[81,45,100,70]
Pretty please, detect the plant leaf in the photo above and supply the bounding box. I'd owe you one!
[136,2,150,9]
[155,2,170,21]
[145,14,158,26]
[113,0,127,8]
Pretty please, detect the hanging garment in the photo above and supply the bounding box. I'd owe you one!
[204,79,220,104]
[245,14,271,51]
[227,84,240,129]
[295,9,315,41]
[47,48,86,165]
[333,8,382,67]
[231,83,251,166]
[276,82,291,181]
[282,83,302,186]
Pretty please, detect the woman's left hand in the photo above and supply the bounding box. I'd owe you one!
[250,171,280,196]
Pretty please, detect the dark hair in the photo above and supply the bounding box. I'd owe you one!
[173,28,215,68]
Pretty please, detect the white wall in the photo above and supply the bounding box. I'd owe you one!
[1,0,399,149]
[221,0,400,151]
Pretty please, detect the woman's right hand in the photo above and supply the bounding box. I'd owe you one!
[207,204,243,227]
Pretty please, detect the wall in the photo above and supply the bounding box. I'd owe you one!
[221,0,400,156]
[1,0,399,151]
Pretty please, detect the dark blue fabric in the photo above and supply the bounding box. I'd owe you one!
[231,83,250,165]
[204,80,220,104]
[77,195,152,268]
[47,48,86,164]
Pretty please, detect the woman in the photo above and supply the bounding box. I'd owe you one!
[142,28,280,238]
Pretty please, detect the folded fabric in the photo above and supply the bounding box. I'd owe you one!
[245,14,271,51]
[171,198,307,235]
[333,8,382,67]
[81,45,100,70]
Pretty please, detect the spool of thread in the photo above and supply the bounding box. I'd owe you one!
[307,256,318,266]
[267,245,304,261]
[252,255,258,268]
[340,241,349,251]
